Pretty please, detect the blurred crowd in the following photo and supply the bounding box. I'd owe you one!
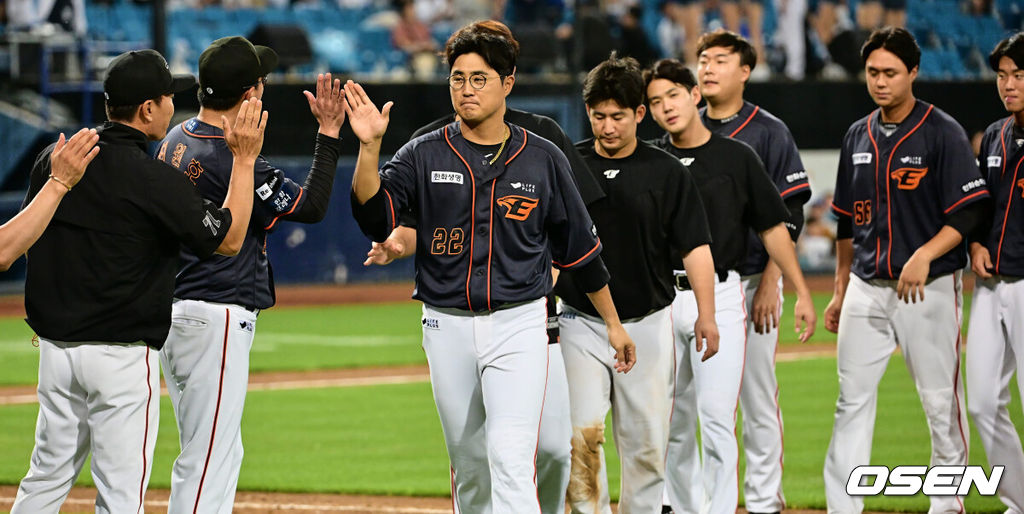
[2,0,1019,81]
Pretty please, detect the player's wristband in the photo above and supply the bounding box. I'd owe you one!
[48,174,72,192]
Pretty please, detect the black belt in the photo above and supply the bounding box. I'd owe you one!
[675,270,729,291]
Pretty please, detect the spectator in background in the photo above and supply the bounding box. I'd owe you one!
[619,5,660,67]
[798,194,838,272]
[392,0,439,77]
[719,0,769,80]
[774,0,807,79]
[6,0,86,35]
[659,0,703,68]
[856,0,905,29]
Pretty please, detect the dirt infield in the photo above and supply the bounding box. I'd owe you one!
[0,485,855,513]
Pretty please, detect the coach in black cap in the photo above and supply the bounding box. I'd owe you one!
[10,49,267,514]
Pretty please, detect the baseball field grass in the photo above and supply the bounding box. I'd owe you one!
[0,291,1016,513]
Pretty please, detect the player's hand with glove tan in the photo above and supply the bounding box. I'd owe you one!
[305,73,346,139]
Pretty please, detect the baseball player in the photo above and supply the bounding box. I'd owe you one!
[555,54,717,514]
[348,24,637,513]
[367,23,604,514]
[154,36,345,514]
[966,32,1024,513]
[696,29,812,513]
[0,128,99,271]
[823,27,989,514]
[12,49,265,513]
[644,58,817,514]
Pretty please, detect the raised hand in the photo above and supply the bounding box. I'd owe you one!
[49,128,100,190]
[343,80,393,145]
[223,99,268,162]
[304,73,346,139]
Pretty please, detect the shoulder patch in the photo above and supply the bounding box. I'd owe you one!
[852,152,872,165]
[988,156,1002,168]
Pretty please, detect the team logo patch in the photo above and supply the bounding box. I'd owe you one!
[431,171,464,184]
[497,195,540,221]
[852,153,873,165]
[422,318,440,330]
[510,181,536,193]
[238,320,255,333]
[1017,178,1024,199]
[680,157,695,166]
[899,155,923,166]
[890,167,929,190]
[603,169,621,179]
[171,143,187,169]
[185,159,205,185]
[988,156,1003,168]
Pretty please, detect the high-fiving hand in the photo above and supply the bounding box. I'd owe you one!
[343,80,394,145]
[224,99,269,162]
[305,73,346,139]
[49,128,100,190]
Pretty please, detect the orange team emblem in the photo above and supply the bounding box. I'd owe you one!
[890,167,928,190]
[185,159,205,185]
[497,195,540,221]
[1017,177,1024,199]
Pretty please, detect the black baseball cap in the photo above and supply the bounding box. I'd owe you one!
[199,36,279,99]
[103,49,196,106]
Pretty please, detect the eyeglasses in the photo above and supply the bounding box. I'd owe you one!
[449,73,501,90]
[244,76,269,91]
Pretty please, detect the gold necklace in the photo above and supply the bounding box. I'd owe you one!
[488,127,510,165]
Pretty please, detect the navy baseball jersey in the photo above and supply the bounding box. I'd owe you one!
[977,117,1024,277]
[556,139,712,320]
[352,122,603,311]
[654,133,790,276]
[702,101,811,275]
[157,118,341,310]
[831,100,989,280]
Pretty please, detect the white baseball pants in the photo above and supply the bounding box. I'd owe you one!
[560,304,674,514]
[966,276,1024,514]
[160,299,257,514]
[740,273,787,513]
[824,273,969,514]
[12,339,159,514]
[665,271,747,514]
[449,342,573,514]
[423,299,550,514]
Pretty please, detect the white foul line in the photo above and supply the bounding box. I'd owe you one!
[0,497,451,513]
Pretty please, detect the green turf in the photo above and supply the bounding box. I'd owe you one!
[0,291,976,385]
[1,355,1018,512]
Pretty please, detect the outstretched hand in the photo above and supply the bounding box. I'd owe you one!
[223,99,268,162]
[344,80,393,145]
[304,73,346,138]
[363,238,406,266]
[49,128,100,189]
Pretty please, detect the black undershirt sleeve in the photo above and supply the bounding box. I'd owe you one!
[571,254,611,293]
[836,214,852,240]
[945,200,987,238]
[285,133,343,223]
[350,188,390,242]
[785,197,805,241]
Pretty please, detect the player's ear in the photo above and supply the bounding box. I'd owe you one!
[635,103,646,123]
[502,73,515,97]
[908,65,919,82]
[139,99,155,123]
[690,85,702,106]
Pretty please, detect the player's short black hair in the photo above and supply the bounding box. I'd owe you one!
[990,33,1024,72]
[861,27,920,72]
[643,58,698,91]
[696,30,757,71]
[444,21,519,77]
[104,97,165,123]
[198,87,247,111]
[583,53,645,110]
